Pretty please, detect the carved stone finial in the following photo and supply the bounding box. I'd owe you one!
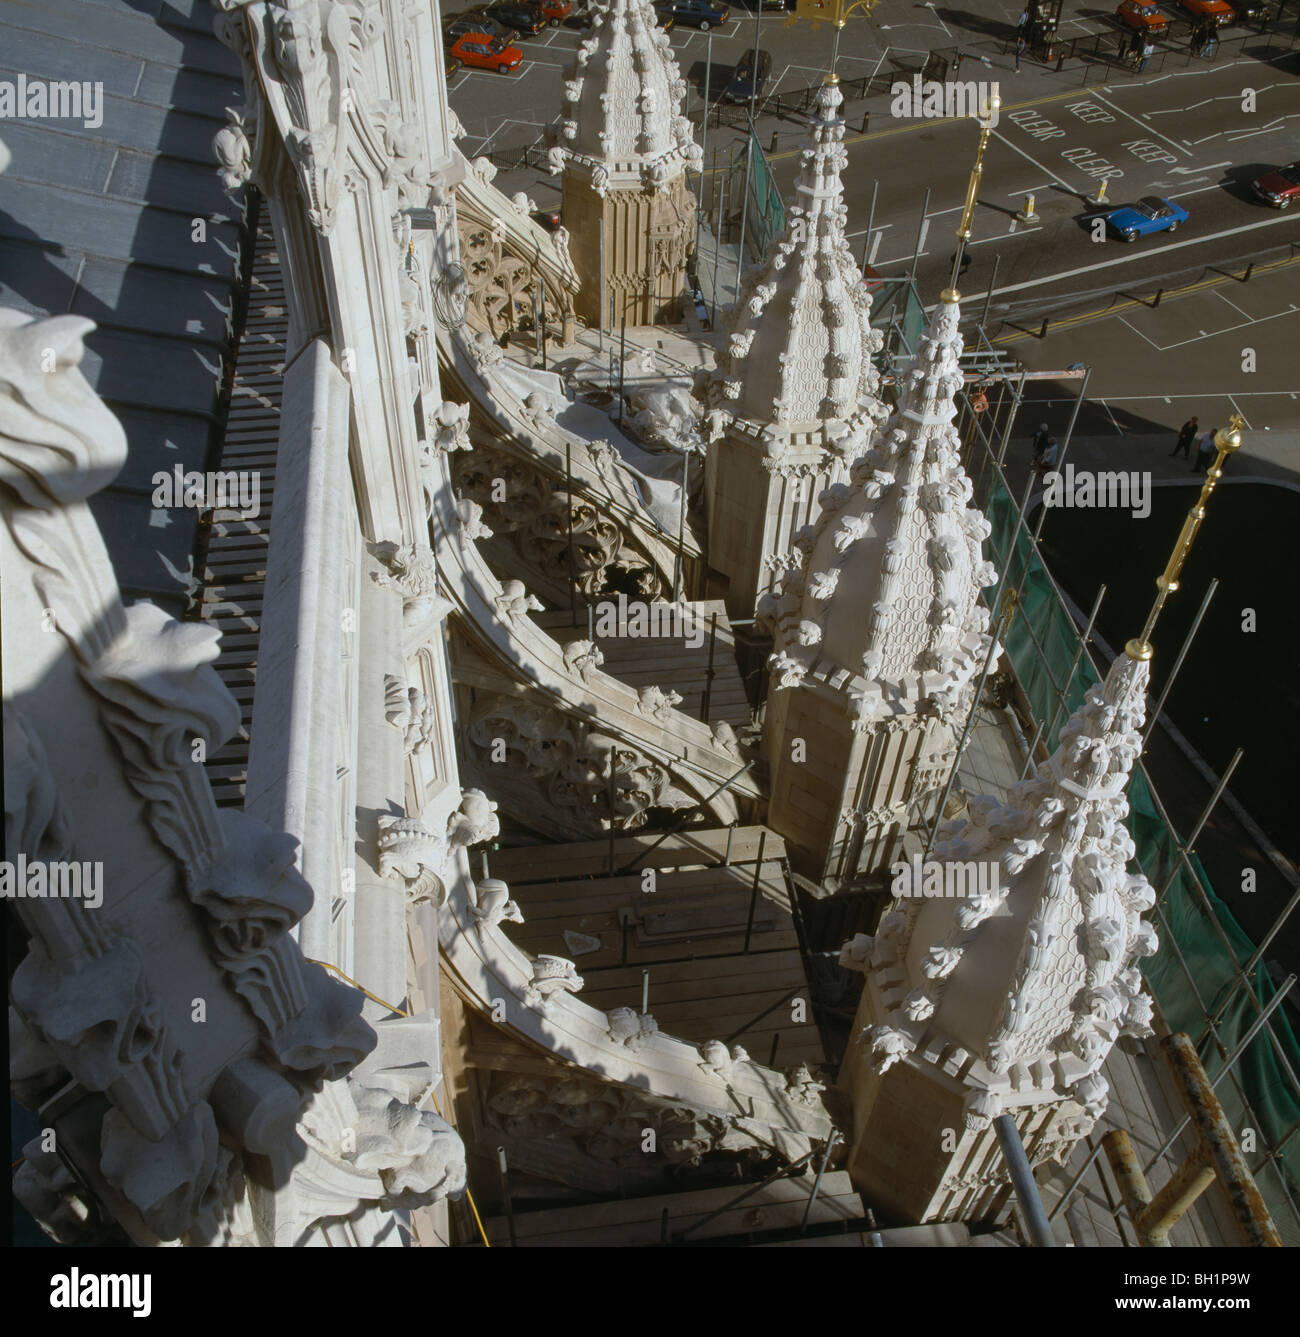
[523,955,583,1011]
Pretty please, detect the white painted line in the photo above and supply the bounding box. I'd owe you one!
[868,230,883,265]
[961,212,1300,304]
[1228,394,1253,429]
[1213,288,1253,320]
[989,127,1076,192]
[1099,399,1125,436]
[1132,304,1298,351]
[1118,314,1160,349]
[1169,162,1230,174]
[1091,90,1191,158]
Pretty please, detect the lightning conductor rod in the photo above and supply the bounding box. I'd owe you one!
[947,88,1001,298]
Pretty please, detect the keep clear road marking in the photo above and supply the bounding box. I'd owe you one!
[1089,91,1192,158]
[988,128,1076,192]
[959,212,1300,306]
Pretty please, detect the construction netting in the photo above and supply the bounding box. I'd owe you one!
[982,474,1300,1245]
[727,128,786,265]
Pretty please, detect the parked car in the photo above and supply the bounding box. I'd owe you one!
[530,207,563,231]
[1250,161,1300,208]
[1115,0,1168,32]
[480,2,549,35]
[724,47,772,103]
[525,0,572,25]
[1099,195,1189,240]
[449,32,525,72]
[444,9,516,41]
[570,2,673,27]
[654,0,730,29]
[1180,0,1234,25]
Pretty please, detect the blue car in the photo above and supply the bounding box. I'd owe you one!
[1101,195,1189,241]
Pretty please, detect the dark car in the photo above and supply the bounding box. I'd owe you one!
[1250,161,1300,208]
[481,2,548,35]
[654,0,730,28]
[724,47,771,102]
[444,9,516,41]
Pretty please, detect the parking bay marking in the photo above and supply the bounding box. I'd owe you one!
[959,213,1300,306]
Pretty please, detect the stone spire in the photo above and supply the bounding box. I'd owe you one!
[763,289,998,726]
[861,649,1158,1120]
[759,290,999,885]
[553,0,701,192]
[710,79,885,454]
[839,649,1159,1221]
[550,0,700,326]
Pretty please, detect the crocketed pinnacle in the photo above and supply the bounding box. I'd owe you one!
[711,80,884,443]
[550,0,701,192]
[762,292,997,717]
[860,650,1158,1127]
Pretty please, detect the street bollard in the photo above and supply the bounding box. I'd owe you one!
[1018,192,1038,223]
[770,131,779,153]
[1039,317,1050,339]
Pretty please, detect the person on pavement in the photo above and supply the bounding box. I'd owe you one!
[1170,416,1198,461]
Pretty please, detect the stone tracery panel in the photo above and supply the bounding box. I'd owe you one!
[452,444,664,605]
[465,695,694,837]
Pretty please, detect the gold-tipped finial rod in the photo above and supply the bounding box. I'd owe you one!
[788,0,880,79]
[1125,414,1244,662]
[948,90,1001,297]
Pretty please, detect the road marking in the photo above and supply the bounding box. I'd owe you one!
[1090,90,1191,158]
[1169,162,1230,174]
[963,212,1300,305]
[1213,288,1253,320]
[1118,314,1158,348]
[989,254,1300,344]
[988,127,1076,191]
[868,231,883,265]
[1229,395,1253,428]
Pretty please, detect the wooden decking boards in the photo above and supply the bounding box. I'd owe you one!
[489,825,824,1066]
[535,598,754,731]
[197,223,285,809]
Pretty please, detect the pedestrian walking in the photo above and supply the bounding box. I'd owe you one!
[1016,35,1027,70]
[1194,427,1217,473]
[1018,7,1030,32]
[1139,39,1155,72]
[1170,415,1198,461]
[1032,422,1051,460]
[1035,435,1059,478]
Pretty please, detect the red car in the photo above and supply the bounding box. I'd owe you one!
[1116,0,1168,31]
[1250,161,1300,209]
[1181,0,1234,24]
[450,32,523,72]
[527,0,572,23]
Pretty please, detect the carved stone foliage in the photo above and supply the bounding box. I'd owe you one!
[466,695,693,835]
[1,306,461,1245]
[483,1071,791,1172]
[214,0,433,231]
[451,444,663,604]
[456,215,572,341]
[855,651,1159,1145]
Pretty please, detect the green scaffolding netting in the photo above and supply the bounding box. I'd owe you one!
[982,473,1300,1243]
